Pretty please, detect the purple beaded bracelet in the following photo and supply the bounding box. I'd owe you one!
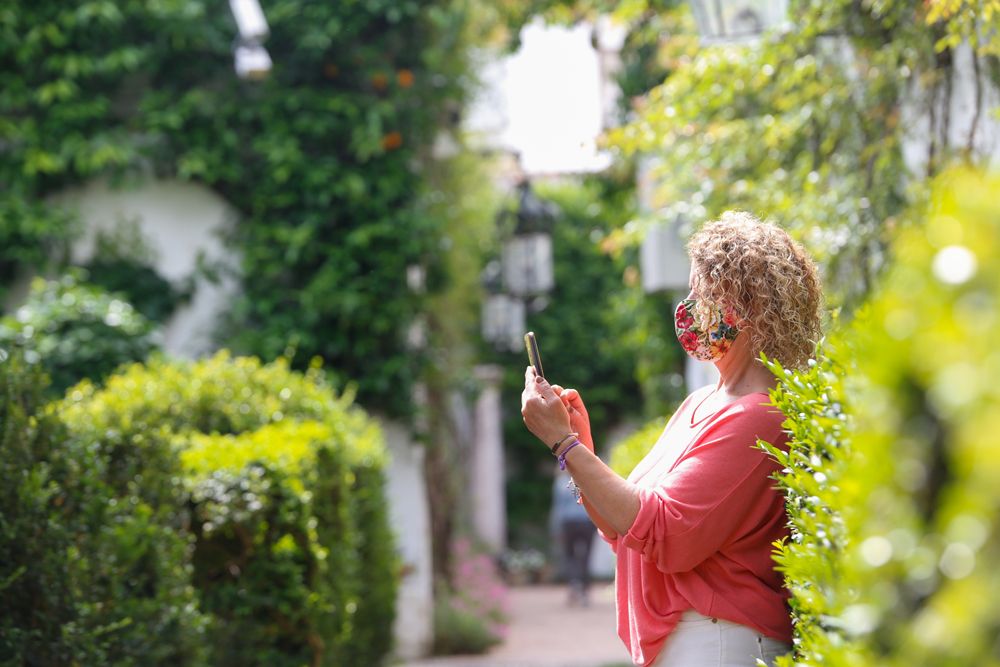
[557,439,582,471]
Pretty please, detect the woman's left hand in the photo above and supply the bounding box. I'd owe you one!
[521,366,573,448]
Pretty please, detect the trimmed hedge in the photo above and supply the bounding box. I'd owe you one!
[763,168,1000,666]
[0,349,207,666]
[1,350,79,664]
[51,352,397,666]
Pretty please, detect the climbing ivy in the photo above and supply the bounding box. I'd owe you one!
[0,0,480,415]
[603,0,1000,307]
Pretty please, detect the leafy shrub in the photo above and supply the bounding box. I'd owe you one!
[433,537,510,656]
[0,273,157,395]
[0,200,76,305]
[58,352,398,667]
[0,350,77,664]
[764,168,1000,666]
[608,416,669,477]
[0,348,208,666]
[84,260,190,325]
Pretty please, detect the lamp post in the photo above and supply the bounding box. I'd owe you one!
[481,260,527,353]
[481,179,557,351]
[229,0,272,80]
[686,0,789,44]
[500,180,557,298]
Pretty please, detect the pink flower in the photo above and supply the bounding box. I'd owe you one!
[679,331,699,351]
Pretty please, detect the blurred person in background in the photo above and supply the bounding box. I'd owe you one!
[522,212,823,667]
[551,467,596,606]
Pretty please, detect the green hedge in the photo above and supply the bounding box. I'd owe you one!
[0,349,208,666]
[763,168,1000,666]
[608,416,669,478]
[43,351,396,666]
[1,350,79,664]
[0,273,157,396]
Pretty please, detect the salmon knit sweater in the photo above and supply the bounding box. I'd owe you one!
[602,386,793,666]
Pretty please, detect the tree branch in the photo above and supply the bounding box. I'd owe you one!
[967,47,983,157]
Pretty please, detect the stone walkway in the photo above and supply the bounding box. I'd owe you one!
[401,584,631,667]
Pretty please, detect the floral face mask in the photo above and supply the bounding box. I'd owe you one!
[674,298,741,362]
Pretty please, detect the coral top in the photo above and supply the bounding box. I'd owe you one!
[602,385,793,666]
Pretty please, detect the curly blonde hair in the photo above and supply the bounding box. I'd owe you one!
[687,211,823,370]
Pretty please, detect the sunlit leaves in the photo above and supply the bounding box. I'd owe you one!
[766,169,1000,667]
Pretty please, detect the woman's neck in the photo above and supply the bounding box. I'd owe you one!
[713,332,775,397]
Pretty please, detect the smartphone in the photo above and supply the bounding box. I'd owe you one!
[524,331,544,379]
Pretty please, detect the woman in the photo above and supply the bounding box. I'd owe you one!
[521,211,822,667]
[551,467,596,606]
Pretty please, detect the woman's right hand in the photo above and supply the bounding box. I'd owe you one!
[552,386,593,452]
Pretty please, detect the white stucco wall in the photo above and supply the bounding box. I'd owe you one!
[48,178,241,359]
[378,418,435,660]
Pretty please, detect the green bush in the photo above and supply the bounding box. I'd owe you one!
[764,168,1000,666]
[0,273,157,396]
[608,416,670,478]
[0,348,208,666]
[58,352,398,667]
[0,350,77,664]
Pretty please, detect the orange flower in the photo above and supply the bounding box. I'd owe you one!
[371,72,389,91]
[397,69,415,88]
[382,131,403,150]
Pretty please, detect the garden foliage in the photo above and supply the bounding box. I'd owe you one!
[82,226,192,324]
[0,0,478,416]
[608,415,669,478]
[0,273,157,395]
[0,351,396,666]
[763,169,1000,666]
[598,0,1000,309]
[57,352,397,667]
[432,537,510,655]
[0,350,208,666]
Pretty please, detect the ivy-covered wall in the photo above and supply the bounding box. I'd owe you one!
[0,0,477,416]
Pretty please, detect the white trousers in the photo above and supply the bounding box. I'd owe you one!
[651,611,791,667]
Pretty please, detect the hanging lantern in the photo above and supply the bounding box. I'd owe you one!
[229,0,272,80]
[687,0,789,44]
[500,181,557,297]
[481,261,527,352]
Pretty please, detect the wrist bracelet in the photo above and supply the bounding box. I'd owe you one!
[550,432,578,456]
[558,439,582,471]
[565,477,582,502]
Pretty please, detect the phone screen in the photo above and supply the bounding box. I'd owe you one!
[524,331,544,379]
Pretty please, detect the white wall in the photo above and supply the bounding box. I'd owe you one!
[379,418,435,660]
[48,178,241,358]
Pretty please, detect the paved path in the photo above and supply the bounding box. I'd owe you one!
[402,584,631,667]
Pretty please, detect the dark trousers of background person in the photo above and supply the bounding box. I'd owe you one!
[561,518,596,605]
